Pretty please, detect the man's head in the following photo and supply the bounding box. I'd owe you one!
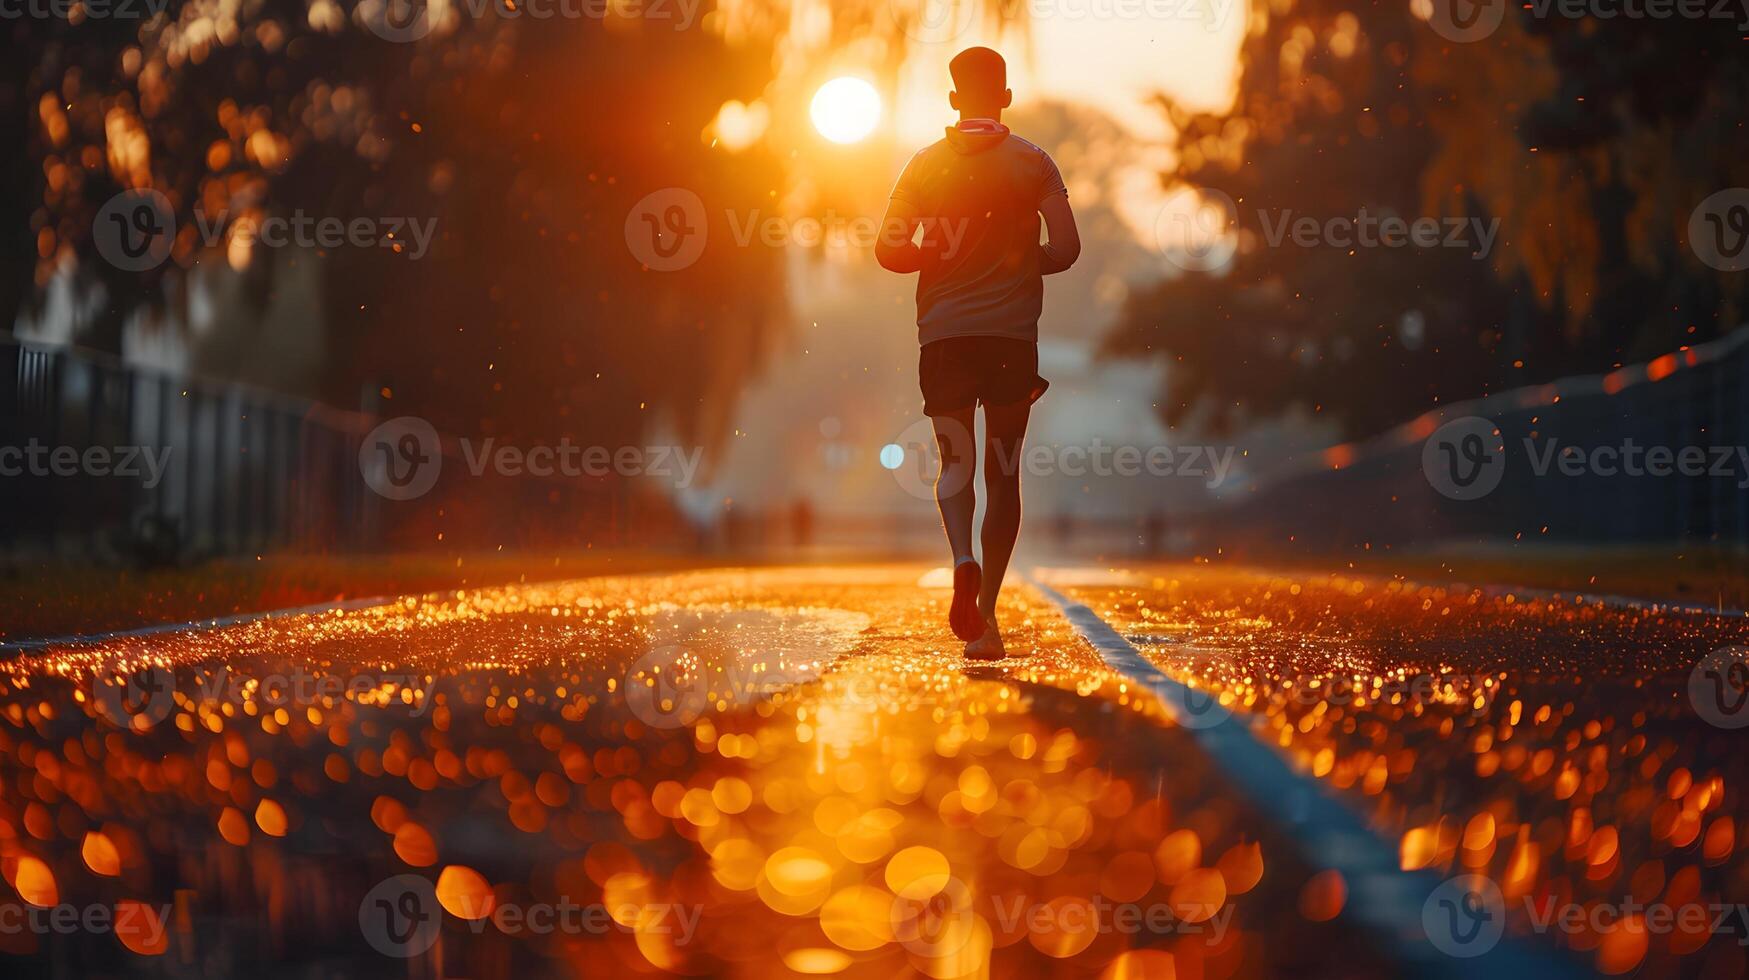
[948,47,1011,119]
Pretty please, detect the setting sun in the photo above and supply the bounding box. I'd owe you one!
[810,77,881,144]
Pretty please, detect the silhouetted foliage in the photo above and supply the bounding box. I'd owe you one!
[11,1,795,452]
[1109,0,1749,438]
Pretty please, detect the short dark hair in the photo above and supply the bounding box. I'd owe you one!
[949,47,1006,101]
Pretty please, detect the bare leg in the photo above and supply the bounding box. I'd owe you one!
[931,410,977,565]
[978,399,1031,623]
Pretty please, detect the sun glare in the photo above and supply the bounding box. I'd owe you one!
[810,77,881,144]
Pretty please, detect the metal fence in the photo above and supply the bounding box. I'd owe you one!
[0,337,384,561]
[0,337,661,563]
[1188,327,1749,554]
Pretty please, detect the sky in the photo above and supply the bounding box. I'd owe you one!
[894,0,1246,141]
[891,2,1248,244]
[685,6,1256,535]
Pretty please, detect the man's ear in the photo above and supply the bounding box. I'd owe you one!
[1001,88,1013,109]
[949,90,961,111]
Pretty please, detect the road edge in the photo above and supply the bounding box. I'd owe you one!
[1025,571,1586,980]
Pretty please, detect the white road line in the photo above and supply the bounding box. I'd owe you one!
[1027,571,1584,980]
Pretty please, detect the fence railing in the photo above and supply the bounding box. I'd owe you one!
[0,337,661,562]
[1187,326,1749,554]
[1,338,386,560]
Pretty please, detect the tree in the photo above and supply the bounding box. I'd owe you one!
[1108,0,1749,438]
[9,0,1005,453]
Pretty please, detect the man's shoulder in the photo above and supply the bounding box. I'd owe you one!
[906,138,954,163]
[1004,133,1053,159]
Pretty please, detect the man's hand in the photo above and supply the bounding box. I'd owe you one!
[1039,193,1080,275]
[875,198,928,273]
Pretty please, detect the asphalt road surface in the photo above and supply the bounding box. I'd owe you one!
[0,563,1743,979]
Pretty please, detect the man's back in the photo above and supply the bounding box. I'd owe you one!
[875,44,1079,660]
[889,121,1067,345]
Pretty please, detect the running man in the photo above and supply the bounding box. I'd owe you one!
[876,46,1081,660]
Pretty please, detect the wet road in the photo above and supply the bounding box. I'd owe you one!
[0,563,1743,978]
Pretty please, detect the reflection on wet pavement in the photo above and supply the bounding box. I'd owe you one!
[1049,564,1748,978]
[0,566,1397,978]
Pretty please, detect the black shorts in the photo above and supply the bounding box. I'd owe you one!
[919,336,1050,417]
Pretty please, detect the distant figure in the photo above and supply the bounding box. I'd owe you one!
[876,46,1081,660]
[1143,508,1166,556]
[790,497,814,550]
[1054,510,1073,552]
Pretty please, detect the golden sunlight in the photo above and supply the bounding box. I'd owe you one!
[810,77,881,145]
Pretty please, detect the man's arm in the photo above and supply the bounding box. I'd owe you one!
[1038,193,1080,275]
[875,198,927,273]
